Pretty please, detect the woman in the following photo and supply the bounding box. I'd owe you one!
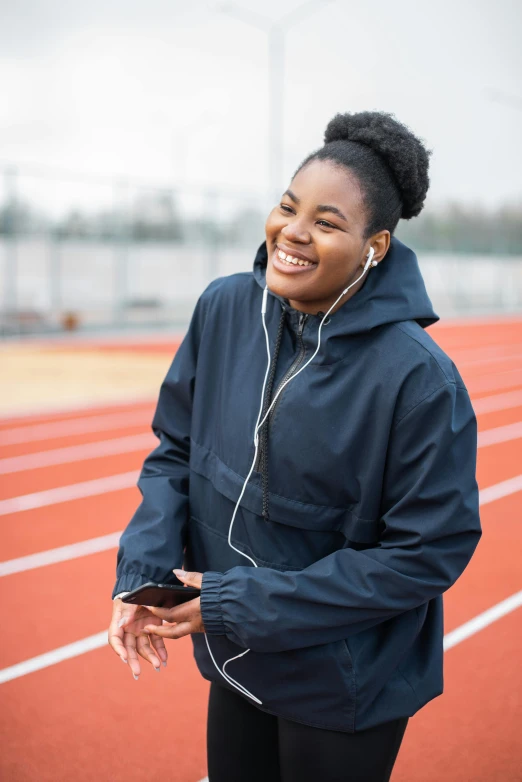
[108,110,482,781]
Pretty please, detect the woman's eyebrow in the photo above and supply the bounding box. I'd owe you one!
[283,190,348,223]
[283,189,300,203]
[316,204,348,222]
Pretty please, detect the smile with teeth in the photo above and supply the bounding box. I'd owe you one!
[277,249,316,267]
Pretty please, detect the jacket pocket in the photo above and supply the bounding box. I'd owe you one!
[340,638,357,730]
[191,439,377,536]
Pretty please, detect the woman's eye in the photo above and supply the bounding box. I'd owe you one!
[279,204,293,213]
[317,220,335,229]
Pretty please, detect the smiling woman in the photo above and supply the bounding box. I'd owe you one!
[265,110,431,315]
[108,111,481,782]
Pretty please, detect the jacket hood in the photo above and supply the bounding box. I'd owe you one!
[253,234,439,334]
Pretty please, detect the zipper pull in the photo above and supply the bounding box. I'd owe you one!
[297,313,308,336]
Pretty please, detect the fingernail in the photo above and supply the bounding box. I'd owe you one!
[118,618,126,628]
[120,656,127,664]
[154,667,160,672]
[173,569,186,578]
[133,674,139,680]
[162,661,167,668]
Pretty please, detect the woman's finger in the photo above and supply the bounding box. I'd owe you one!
[112,601,138,633]
[136,633,161,670]
[173,569,203,589]
[143,620,194,640]
[108,623,127,661]
[150,634,168,666]
[108,604,134,663]
[144,605,176,622]
[146,597,199,624]
[123,632,141,679]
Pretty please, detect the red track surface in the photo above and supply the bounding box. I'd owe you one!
[1,319,522,781]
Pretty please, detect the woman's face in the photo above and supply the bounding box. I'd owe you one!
[265,159,389,315]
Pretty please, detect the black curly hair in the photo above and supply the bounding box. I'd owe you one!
[294,111,433,240]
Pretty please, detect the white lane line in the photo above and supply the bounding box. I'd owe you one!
[467,369,522,395]
[0,589,520,685]
[445,343,522,363]
[0,433,157,474]
[443,590,522,650]
[477,421,522,448]
[473,389,522,414]
[0,632,108,684]
[1,419,519,476]
[1,468,522,574]
[0,532,122,577]
[458,351,522,369]
[1,459,522,522]
[0,388,521,447]
[0,471,513,578]
[479,474,522,506]
[0,471,139,516]
[0,395,157,423]
[0,410,151,446]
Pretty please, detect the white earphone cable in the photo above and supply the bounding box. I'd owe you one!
[202,288,271,705]
[204,248,376,705]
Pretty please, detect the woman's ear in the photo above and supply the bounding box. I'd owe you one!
[361,230,390,268]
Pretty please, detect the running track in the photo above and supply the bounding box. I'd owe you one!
[1,318,521,781]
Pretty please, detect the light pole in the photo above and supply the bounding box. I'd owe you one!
[218,1,334,201]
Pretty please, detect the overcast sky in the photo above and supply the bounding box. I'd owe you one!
[0,0,521,210]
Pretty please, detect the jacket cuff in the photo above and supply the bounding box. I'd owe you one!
[200,571,226,635]
[111,572,150,599]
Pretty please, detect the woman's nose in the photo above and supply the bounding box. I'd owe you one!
[281,220,311,244]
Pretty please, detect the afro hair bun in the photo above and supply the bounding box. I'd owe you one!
[324,111,432,219]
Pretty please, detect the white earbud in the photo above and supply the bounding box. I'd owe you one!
[364,246,377,271]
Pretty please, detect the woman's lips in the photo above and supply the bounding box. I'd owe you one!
[271,248,318,275]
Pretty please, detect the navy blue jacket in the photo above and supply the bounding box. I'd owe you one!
[113,235,482,732]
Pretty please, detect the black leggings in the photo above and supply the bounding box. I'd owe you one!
[207,682,409,782]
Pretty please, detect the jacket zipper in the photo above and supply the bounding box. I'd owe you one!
[254,312,308,472]
[268,312,309,432]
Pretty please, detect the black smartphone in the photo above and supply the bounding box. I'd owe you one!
[121,582,200,609]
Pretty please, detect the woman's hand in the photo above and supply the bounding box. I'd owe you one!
[143,570,206,640]
[108,599,168,680]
